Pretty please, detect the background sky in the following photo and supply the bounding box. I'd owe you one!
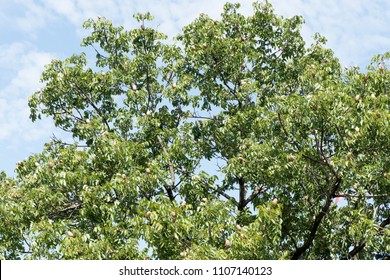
[0,0,389,176]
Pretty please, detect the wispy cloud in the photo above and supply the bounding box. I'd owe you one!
[0,43,55,142]
[5,0,388,66]
[270,0,390,66]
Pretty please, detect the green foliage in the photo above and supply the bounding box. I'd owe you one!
[2,1,390,260]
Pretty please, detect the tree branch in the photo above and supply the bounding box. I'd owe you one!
[238,177,246,211]
[291,178,341,259]
[157,135,175,201]
[48,201,83,220]
[242,185,266,209]
[72,83,111,131]
[347,213,390,259]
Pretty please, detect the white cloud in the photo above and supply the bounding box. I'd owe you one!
[0,44,55,142]
[269,0,390,66]
[6,0,388,66]
[12,0,53,34]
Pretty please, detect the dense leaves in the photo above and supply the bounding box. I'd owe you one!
[1,1,389,259]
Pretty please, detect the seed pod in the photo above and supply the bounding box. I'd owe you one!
[180,251,187,257]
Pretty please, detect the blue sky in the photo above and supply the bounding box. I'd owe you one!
[0,0,389,176]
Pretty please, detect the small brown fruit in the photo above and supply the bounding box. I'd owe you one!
[48,162,54,169]
[67,231,74,237]
[181,201,187,207]
[145,211,152,219]
[236,224,242,231]
[170,211,176,218]
[355,95,360,101]
[132,84,137,91]
[121,174,126,180]
[272,198,278,205]
[225,239,231,248]
[192,175,200,181]
[145,168,151,174]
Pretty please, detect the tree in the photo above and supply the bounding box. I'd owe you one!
[1,1,389,260]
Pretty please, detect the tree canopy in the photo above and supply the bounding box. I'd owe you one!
[1,1,389,260]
